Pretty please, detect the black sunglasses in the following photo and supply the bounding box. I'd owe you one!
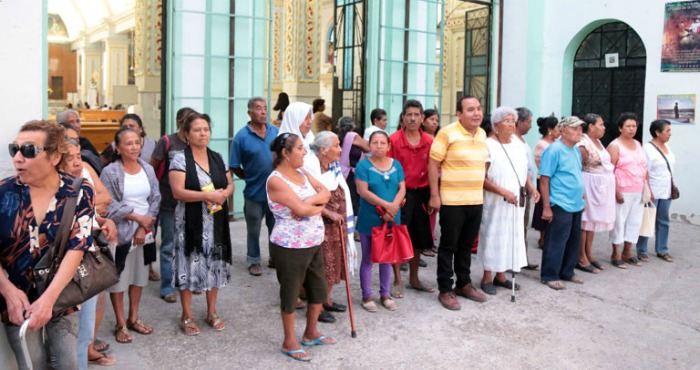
[9,143,45,159]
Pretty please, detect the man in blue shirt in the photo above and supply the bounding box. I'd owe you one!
[539,116,586,290]
[230,97,279,276]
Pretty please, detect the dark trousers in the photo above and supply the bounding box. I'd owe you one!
[401,188,433,251]
[540,205,582,282]
[436,204,482,293]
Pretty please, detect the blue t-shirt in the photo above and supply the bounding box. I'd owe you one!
[539,140,585,212]
[355,158,405,234]
[229,123,279,202]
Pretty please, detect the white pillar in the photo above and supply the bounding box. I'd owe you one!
[102,34,130,107]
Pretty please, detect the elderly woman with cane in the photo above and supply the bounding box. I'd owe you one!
[308,132,358,324]
[478,107,539,295]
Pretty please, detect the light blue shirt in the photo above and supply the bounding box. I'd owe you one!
[539,140,585,212]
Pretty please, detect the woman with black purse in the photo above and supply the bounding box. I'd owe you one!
[0,120,95,369]
[637,119,677,262]
[101,127,161,344]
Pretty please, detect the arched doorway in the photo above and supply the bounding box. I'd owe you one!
[572,22,646,145]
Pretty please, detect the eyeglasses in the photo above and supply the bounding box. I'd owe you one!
[9,143,45,159]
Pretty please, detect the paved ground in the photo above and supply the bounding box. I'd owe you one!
[5,218,698,369]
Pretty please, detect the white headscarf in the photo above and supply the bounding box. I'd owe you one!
[278,101,315,149]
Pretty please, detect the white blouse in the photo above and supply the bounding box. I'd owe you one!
[643,142,675,200]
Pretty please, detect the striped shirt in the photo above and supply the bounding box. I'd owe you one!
[429,121,487,205]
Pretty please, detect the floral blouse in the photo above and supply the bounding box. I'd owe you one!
[267,170,324,249]
[0,173,95,319]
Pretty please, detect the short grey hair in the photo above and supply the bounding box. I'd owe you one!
[248,97,266,110]
[309,131,338,155]
[491,106,518,125]
[337,116,354,129]
[56,109,79,125]
[515,107,532,123]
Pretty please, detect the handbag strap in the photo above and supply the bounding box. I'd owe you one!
[649,141,673,178]
[495,136,523,187]
[50,177,83,275]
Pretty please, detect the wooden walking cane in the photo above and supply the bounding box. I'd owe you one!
[337,222,357,338]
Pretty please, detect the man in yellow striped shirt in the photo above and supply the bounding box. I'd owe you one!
[428,96,488,310]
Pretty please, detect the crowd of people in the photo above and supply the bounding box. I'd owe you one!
[0,95,679,366]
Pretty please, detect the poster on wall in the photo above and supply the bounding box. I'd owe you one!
[657,94,696,124]
[661,1,700,72]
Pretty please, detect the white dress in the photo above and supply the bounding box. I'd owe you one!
[477,137,528,272]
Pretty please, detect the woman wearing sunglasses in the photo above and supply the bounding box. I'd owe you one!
[0,120,95,369]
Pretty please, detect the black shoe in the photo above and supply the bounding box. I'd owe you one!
[493,278,520,290]
[318,311,336,323]
[418,259,427,268]
[400,263,408,271]
[480,281,497,295]
[323,302,347,312]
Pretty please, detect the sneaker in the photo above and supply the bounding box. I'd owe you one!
[381,297,398,311]
[361,300,378,313]
[455,284,487,303]
[438,292,461,311]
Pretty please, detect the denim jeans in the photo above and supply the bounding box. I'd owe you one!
[5,312,80,370]
[159,208,175,296]
[436,205,482,293]
[637,198,672,256]
[541,206,582,282]
[244,198,275,266]
[77,295,97,370]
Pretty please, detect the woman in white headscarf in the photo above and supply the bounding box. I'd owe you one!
[278,102,315,152]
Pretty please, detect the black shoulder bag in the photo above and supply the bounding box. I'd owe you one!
[33,177,120,314]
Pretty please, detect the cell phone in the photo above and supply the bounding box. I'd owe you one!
[519,186,527,207]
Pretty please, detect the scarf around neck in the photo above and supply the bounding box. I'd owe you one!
[183,146,232,263]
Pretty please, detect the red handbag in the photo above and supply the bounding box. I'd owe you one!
[370,207,414,264]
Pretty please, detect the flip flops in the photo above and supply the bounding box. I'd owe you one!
[390,284,404,299]
[575,263,599,274]
[88,352,116,366]
[281,348,312,362]
[180,318,200,336]
[407,283,436,293]
[623,256,642,266]
[611,259,627,269]
[544,280,566,290]
[301,335,336,346]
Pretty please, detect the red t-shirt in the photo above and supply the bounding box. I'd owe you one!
[388,129,433,189]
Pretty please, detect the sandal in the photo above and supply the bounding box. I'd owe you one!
[543,281,566,290]
[638,254,649,262]
[127,319,153,335]
[421,249,435,257]
[381,297,398,311]
[295,298,306,310]
[390,284,404,299]
[407,282,436,293]
[575,263,599,274]
[94,338,110,353]
[206,313,226,331]
[114,325,132,344]
[148,268,161,281]
[657,253,674,262]
[88,352,116,366]
[590,260,604,270]
[610,259,627,269]
[563,275,584,284]
[180,318,200,336]
[361,299,378,313]
[623,256,642,267]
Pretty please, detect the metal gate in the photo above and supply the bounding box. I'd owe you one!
[333,0,366,128]
[463,4,492,112]
[572,22,647,145]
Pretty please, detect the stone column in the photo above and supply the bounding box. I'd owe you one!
[279,0,321,103]
[134,0,162,136]
[73,40,103,108]
[102,34,130,108]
